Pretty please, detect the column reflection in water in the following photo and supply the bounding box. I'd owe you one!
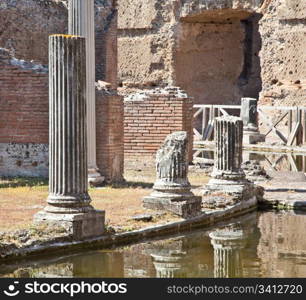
[209,226,245,278]
[151,250,190,278]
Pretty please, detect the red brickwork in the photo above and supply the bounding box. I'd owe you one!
[96,91,124,182]
[0,61,49,144]
[124,93,194,162]
[0,54,124,181]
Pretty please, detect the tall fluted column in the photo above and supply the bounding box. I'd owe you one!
[209,229,245,278]
[68,0,104,186]
[47,34,89,213]
[34,35,105,239]
[212,116,244,180]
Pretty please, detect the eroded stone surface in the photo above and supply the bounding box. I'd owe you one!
[118,0,305,107]
[259,0,306,106]
[203,116,264,208]
[143,131,201,218]
[241,160,270,183]
[34,35,105,240]
[0,224,71,259]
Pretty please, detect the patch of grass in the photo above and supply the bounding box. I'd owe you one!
[110,181,153,189]
[0,177,48,189]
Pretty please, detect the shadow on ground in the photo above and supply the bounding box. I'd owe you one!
[110,181,153,189]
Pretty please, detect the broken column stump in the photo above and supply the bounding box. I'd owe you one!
[34,35,105,240]
[240,97,265,144]
[143,131,201,218]
[202,116,263,208]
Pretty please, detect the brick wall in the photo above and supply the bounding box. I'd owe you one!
[124,88,194,162]
[0,50,124,180]
[0,52,49,144]
[96,89,124,182]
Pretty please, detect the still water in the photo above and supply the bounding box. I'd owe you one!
[1,211,306,278]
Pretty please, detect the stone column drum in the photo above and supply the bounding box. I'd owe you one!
[240,97,265,144]
[209,228,245,278]
[212,116,245,181]
[68,0,104,186]
[203,116,262,207]
[143,131,201,218]
[34,35,105,239]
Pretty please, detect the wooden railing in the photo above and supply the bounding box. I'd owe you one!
[194,149,306,173]
[193,104,306,146]
[193,104,240,141]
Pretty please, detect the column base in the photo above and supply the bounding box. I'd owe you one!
[33,209,105,240]
[202,178,263,208]
[88,168,105,187]
[143,188,202,218]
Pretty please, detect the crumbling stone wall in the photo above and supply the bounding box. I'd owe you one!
[0,0,118,85]
[118,0,305,106]
[118,0,264,105]
[118,0,176,89]
[0,0,67,65]
[175,21,245,105]
[259,0,306,106]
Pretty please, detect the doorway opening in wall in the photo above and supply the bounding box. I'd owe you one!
[174,10,263,106]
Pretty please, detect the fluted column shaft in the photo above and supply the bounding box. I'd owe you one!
[213,116,244,178]
[68,0,98,174]
[47,34,91,214]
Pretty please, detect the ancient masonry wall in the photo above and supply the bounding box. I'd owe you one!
[118,0,305,107]
[0,50,49,145]
[259,0,306,106]
[96,90,124,183]
[0,0,118,86]
[124,89,194,162]
[0,0,67,65]
[0,0,123,180]
[0,50,124,180]
[0,49,49,177]
[117,0,264,105]
[95,0,118,88]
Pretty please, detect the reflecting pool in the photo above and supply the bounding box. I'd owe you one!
[1,211,306,278]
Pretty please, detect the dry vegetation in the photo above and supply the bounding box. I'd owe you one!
[0,167,209,233]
